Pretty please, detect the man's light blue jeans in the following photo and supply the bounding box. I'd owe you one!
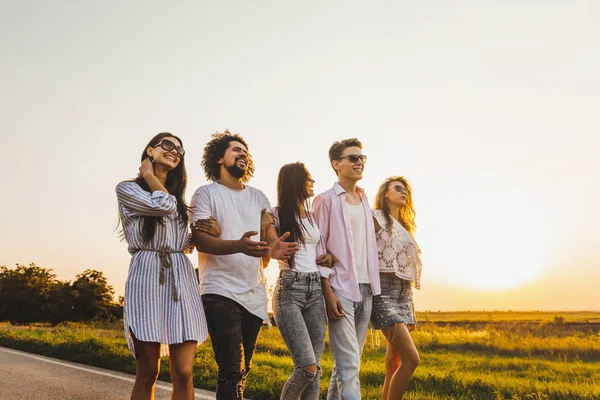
[327,283,372,400]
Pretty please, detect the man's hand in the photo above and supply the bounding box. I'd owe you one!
[184,233,195,254]
[324,289,345,320]
[192,217,220,237]
[269,232,299,260]
[237,231,270,258]
[316,253,333,268]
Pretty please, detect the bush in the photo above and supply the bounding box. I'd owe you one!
[0,263,122,324]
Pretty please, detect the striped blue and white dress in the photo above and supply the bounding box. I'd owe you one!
[116,181,208,358]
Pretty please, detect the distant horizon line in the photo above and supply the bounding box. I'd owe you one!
[413,310,600,313]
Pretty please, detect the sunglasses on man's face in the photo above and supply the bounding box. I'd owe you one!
[154,139,185,158]
[393,184,407,194]
[339,154,367,164]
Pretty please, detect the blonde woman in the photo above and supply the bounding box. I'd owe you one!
[371,176,422,400]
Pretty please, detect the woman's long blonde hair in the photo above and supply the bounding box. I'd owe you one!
[374,176,416,235]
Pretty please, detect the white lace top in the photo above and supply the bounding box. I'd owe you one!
[372,209,422,289]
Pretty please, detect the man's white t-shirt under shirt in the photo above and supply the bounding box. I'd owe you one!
[346,201,370,284]
[189,182,272,323]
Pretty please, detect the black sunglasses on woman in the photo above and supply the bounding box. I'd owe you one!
[153,139,185,158]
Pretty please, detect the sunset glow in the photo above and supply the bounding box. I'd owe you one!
[1,1,598,311]
[418,189,553,291]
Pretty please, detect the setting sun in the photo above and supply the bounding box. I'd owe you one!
[420,188,552,291]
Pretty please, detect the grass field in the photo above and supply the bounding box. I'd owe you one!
[1,311,599,399]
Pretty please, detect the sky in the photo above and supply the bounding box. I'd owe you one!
[1,0,599,311]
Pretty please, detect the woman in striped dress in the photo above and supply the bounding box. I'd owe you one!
[116,132,209,400]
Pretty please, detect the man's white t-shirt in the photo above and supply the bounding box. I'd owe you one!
[346,201,370,284]
[189,182,272,323]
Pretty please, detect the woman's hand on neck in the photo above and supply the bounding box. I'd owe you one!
[141,161,169,194]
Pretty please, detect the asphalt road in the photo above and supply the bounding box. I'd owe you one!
[0,346,215,400]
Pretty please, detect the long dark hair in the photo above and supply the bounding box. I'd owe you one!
[374,176,416,235]
[120,133,189,243]
[276,162,312,268]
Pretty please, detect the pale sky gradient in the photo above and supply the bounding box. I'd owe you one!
[1,1,599,310]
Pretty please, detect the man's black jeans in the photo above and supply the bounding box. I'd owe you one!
[202,294,264,399]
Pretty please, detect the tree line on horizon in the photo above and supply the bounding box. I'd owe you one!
[0,263,123,324]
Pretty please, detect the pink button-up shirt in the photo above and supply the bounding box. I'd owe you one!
[312,182,381,302]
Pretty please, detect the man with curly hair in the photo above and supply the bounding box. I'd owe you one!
[190,130,298,399]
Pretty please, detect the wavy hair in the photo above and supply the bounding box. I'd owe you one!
[374,176,416,235]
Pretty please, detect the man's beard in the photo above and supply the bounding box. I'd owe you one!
[226,163,246,179]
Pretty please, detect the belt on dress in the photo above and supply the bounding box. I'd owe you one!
[139,249,183,302]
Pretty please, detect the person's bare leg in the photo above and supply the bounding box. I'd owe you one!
[169,341,198,400]
[381,323,420,400]
[381,341,400,400]
[130,332,161,400]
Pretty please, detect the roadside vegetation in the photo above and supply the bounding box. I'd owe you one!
[1,311,598,399]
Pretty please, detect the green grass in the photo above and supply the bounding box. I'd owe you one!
[414,311,600,323]
[1,312,599,399]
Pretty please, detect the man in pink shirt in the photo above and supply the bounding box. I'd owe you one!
[312,138,381,399]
